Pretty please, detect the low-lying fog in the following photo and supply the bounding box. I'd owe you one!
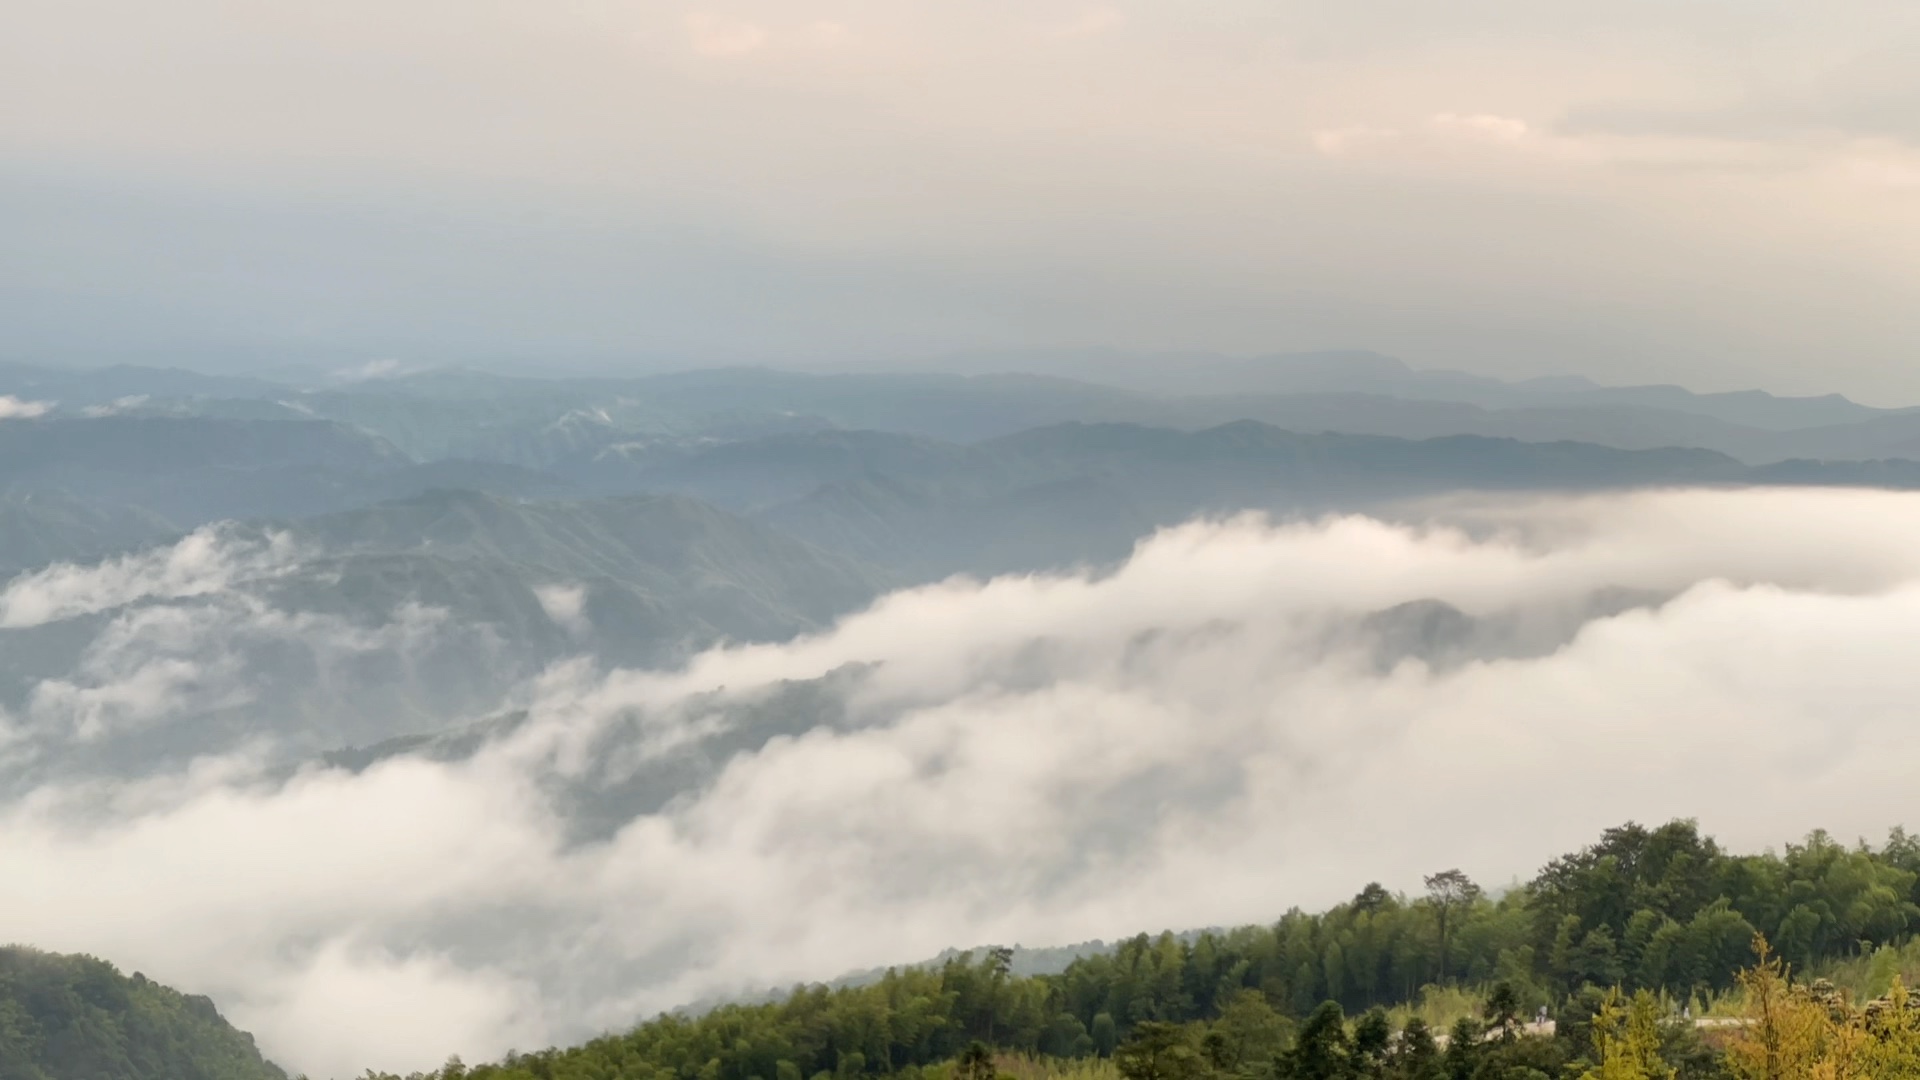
[5,487,1919,1078]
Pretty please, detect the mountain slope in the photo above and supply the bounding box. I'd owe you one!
[0,362,289,409]
[285,489,892,643]
[0,416,402,476]
[0,490,894,778]
[0,489,177,578]
[736,423,1751,576]
[559,430,986,510]
[0,416,577,528]
[0,947,284,1080]
[555,421,1920,581]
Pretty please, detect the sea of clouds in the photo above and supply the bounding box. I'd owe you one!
[5,487,1920,1077]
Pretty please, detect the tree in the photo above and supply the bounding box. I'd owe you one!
[1324,941,1347,1005]
[1115,1021,1206,1080]
[1292,962,1321,1017]
[983,947,1014,1042]
[1389,1018,1441,1080]
[1574,927,1625,989]
[1281,1002,1353,1080]
[1353,884,1393,915]
[1351,1009,1391,1079]
[1579,990,1673,1080]
[955,1042,996,1080]
[1860,978,1920,1078]
[1442,1018,1480,1080]
[1424,871,1481,984]
[1212,988,1289,1069]
[1724,936,1830,1080]
[1483,982,1523,1042]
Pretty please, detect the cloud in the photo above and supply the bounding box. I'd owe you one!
[0,396,53,420]
[535,584,591,638]
[1313,113,1538,159]
[1312,125,1402,157]
[685,13,770,58]
[10,488,1920,1076]
[1429,112,1531,143]
[0,527,298,629]
[330,359,407,382]
[79,395,150,418]
[0,529,506,760]
[22,597,452,743]
[1044,7,1126,40]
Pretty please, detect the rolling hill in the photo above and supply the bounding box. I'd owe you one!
[0,490,893,779]
[0,946,284,1080]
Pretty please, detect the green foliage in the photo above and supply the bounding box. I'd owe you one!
[1278,1002,1350,1080]
[1579,990,1674,1080]
[0,946,285,1080]
[1114,1022,1206,1080]
[1530,822,1918,997]
[350,820,1920,1080]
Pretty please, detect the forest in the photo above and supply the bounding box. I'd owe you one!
[346,820,1920,1080]
[0,946,284,1080]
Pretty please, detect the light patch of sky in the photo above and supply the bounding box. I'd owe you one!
[2,1,1918,398]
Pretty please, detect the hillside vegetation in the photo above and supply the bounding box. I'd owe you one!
[355,820,1920,1080]
[0,947,284,1080]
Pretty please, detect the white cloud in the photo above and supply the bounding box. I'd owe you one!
[685,13,769,58]
[534,584,591,638]
[0,396,54,420]
[21,597,452,742]
[11,489,1920,1076]
[1429,112,1531,142]
[0,527,298,629]
[80,395,150,418]
[330,359,407,382]
[245,940,544,1080]
[1312,113,1536,160]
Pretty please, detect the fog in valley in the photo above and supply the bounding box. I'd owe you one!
[9,2,1920,1079]
[4,486,1919,1075]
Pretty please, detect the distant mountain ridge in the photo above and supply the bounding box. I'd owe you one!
[8,357,1920,790]
[585,420,1916,579]
[0,414,569,531]
[918,348,1905,427]
[12,356,1920,470]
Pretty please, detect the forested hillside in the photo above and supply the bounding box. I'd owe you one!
[353,820,1920,1080]
[0,947,284,1080]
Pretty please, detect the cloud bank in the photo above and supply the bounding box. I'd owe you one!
[7,488,1920,1077]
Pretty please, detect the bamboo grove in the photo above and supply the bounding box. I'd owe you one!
[354,821,1920,1080]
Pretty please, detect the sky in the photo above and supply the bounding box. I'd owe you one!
[11,486,1920,1076]
[4,1,1920,399]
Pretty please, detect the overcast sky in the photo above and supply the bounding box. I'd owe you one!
[5,1,1919,399]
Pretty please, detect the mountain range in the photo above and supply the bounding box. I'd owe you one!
[11,355,1920,470]
[9,352,1920,1079]
[10,347,1920,784]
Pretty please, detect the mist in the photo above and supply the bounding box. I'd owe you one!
[4,487,1920,1077]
